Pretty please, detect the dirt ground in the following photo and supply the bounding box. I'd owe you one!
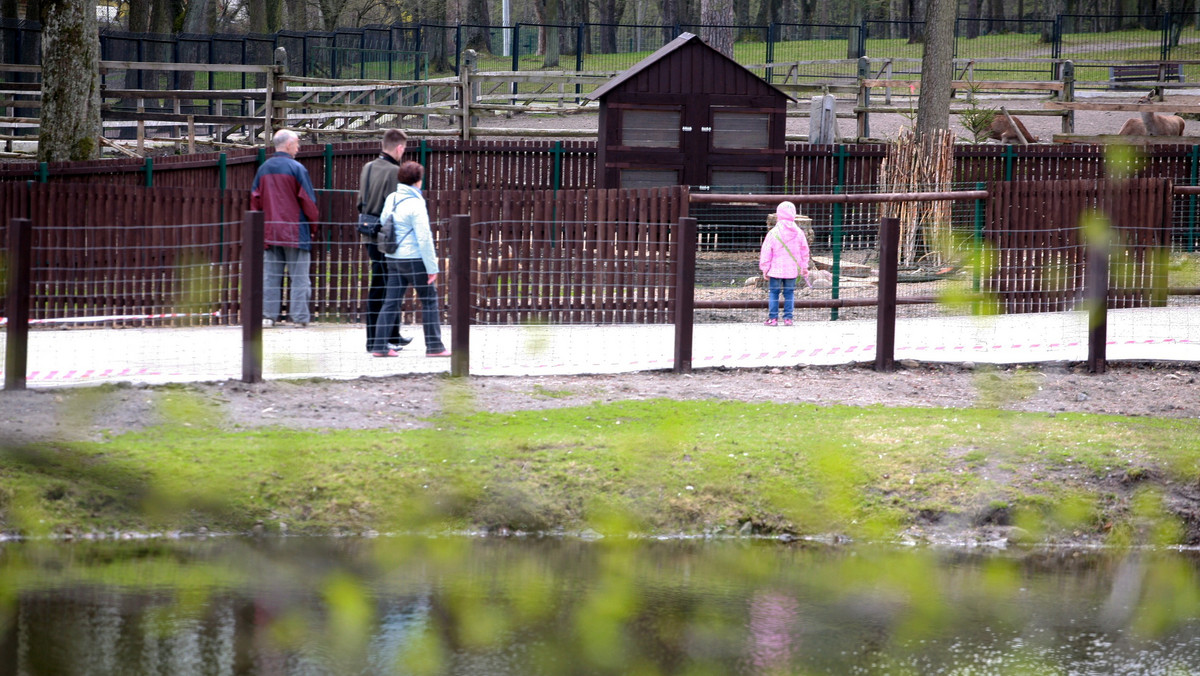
[1,360,1198,445]
[470,90,1200,142]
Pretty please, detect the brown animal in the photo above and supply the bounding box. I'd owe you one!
[1118,117,1147,135]
[1121,92,1186,136]
[988,114,1038,144]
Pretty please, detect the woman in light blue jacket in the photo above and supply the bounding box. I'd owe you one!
[371,161,450,357]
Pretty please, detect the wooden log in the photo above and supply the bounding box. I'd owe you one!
[102,110,264,125]
[856,106,1065,116]
[1043,101,1200,113]
[100,60,271,74]
[102,88,268,99]
[861,79,1065,90]
[1050,133,1192,144]
[99,135,141,158]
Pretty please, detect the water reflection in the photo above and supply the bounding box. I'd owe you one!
[3,538,1200,674]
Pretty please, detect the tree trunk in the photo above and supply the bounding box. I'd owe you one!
[701,0,734,57]
[126,0,150,32]
[732,0,752,41]
[966,0,980,37]
[265,0,282,32]
[464,0,493,53]
[597,0,625,53]
[39,0,101,161]
[916,0,954,135]
[541,0,560,67]
[988,0,1008,33]
[248,0,267,32]
[284,0,308,30]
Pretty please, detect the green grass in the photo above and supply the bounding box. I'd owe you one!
[3,391,1199,543]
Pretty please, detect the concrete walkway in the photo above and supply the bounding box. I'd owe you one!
[1,307,1197,388]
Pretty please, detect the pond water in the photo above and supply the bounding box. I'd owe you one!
[3,537,1200,675]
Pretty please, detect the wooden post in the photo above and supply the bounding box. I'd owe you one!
[884,60,893,105]
[4,218,31,390]
[460,49,476,141]
[187,115,195,154]
[242,210,264,383]
[1000,107,1028,145]
[450,214,471,377]
[875,217,899,372]
[857,56,871,139]
[1086,232,1108,375]
[136,97,145,154]
[673,216,697,373]
[1061,60,1075,134]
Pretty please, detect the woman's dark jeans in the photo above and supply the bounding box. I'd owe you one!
[373,258,446,354]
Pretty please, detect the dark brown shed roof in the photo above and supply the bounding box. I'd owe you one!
[585,32,794,102]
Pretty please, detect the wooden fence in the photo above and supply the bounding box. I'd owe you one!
[3,141,1198,252]
[0,183,687,325]
[986,178,1173,313]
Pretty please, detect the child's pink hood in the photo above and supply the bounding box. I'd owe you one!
[759,201,810,280]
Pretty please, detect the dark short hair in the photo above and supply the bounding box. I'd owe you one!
[397,160,424,186]
[382,128,408,151]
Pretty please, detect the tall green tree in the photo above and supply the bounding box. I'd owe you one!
[39,0,101,161]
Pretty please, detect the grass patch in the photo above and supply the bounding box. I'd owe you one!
[2,398,1198,543]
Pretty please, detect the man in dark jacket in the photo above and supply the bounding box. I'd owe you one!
[357,128,410,350]
[251,129,320,328]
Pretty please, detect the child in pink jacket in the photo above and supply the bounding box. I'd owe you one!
[758,201,811,326]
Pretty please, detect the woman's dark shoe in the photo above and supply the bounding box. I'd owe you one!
[395,335,414,346]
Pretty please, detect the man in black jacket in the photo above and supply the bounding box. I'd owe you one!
[358,128,411,351]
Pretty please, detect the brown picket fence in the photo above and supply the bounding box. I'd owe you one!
[986,178,1173,313]
[0,182,687,326]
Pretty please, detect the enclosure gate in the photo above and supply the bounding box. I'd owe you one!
[985,178,1173,314]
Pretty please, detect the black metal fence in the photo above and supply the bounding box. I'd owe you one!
[3,13,1200,86]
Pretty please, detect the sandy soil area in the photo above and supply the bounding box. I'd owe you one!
[469,90,1200,142]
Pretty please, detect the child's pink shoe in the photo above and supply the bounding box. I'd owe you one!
[764,318,777,326]
[783,319,794,326]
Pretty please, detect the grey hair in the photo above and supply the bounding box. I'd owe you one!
[273,129,299,149]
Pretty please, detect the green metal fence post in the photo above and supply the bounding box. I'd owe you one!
[512,23,521,105]
[831,145,847,321]
[218,152,228,264]
[144,157,153,187]
[35,162,47,183]
[512,24,521,72]
[1191,145,1198,253]
[552,141,563,192]
[575,23,585,103]
[1004,144,1015,181]
[419,139,428,177]
[973,181,984,293]
[257,147,266,166]
[324,143,334,190]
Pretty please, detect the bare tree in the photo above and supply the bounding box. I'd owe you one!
[463,0,493,52]
[596,0,626,53]
[126,0,150,31]
[284,0,308,30]
[915,0,954,135]
[39,0,101,161]
[533,0,560,67]
[701,0,734,58]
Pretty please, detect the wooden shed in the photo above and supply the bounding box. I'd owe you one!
[586,32,791,191]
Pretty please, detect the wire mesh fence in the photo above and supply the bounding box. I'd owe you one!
[3,181,1198,387]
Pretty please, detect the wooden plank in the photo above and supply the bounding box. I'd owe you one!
[1051,134,1191,145]
[101,61,273,74]
[1043,101,1200,113]
[861,79,1064,91]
